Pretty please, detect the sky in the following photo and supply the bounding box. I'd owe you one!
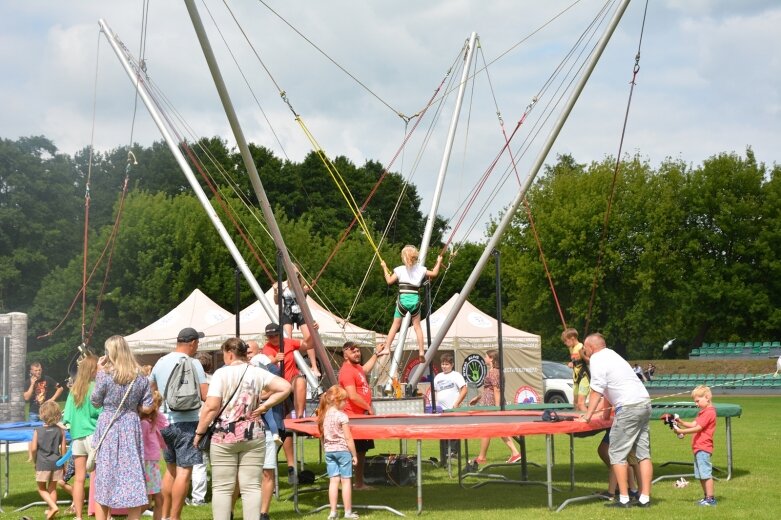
[1,0,779,242]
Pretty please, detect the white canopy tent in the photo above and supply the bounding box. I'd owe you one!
[125,289,233,354]
[200,287,377,351]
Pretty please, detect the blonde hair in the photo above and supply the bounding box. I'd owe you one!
[105,335,141,385]
[560,328,579,342]
[71,355,98,407]
[316,385,348,436]
[39,401,62,426]
[691,385,712,399]
[401,245,419,267]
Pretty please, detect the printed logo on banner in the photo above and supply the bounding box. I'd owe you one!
[514,385,541,404]
[462,354,487,387]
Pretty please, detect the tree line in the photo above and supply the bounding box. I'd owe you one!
[1,135,779,380]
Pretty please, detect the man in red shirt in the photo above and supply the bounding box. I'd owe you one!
[338,341,388,489]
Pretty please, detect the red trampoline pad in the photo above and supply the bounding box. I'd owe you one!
[285,410,612,440]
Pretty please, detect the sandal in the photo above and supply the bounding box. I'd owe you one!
[472,457,487,465]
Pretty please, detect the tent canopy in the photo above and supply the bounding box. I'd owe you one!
[200,287,376,350]
[126,289,233,353]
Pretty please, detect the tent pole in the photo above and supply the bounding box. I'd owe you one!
[494,249,505,411]
[184,0,335,386]
[409,0,633,386]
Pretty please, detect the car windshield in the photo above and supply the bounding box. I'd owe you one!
[542,361,572,379]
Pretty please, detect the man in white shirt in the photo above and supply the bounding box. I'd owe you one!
[578,333,653,508]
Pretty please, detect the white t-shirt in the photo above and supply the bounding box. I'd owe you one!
[250,353,274,368]
[433,370,466,410]
[588,348,649,408]
[393,264,427,287]
[207,363,276,443]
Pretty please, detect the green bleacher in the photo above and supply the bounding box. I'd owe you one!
[690,339,781,359]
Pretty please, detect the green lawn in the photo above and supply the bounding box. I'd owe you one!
[2,397,778,519]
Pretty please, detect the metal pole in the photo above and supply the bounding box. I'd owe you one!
[184,0,335,386]
[235,266,241,337]
[494,249,505,410]
[387,32,478,386]
[98,19,277,321]
[425,283,437,408]
[409,0,633,386]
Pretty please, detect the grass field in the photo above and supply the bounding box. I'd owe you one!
[2,396,778,519]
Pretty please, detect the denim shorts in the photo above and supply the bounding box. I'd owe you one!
[693,450,713,480]
[161,421,203,467]
[326,451,353,478]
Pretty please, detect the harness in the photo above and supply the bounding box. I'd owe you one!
[395,283,422,317]
[573,359,590,386]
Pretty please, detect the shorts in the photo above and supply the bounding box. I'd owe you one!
[36,469,63,483]
[354,439,374,454]
[161,421,203,468]
[144,460,162,494]
[71,435,93,457]
[281,307,305,328]
[326,451,353,478]
[693,450,713,480]
[608,401,651,465]
[263,430,278,470]
[601,430,610,445]
[29,413,40,422]
[394,294,420,319]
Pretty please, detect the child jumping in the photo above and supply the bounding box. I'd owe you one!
[673,385,717,506]
[317,385,359,520]
[380,245,443,362]
[29,400,66,519]
[139,391,168,519]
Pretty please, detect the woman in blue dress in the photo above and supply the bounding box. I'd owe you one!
[91,335,153,520]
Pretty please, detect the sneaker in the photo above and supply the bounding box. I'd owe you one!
[343,512,360,519]
[635,500,652,508]
[185,499,206,507]
[141,512,153,517]
[698,497,717,506]
[287,466,297,485]
[272,433,283,447]
[260,514,270,520]
[506,454,522,463]
[605,500,632,508]
[593,490,614,500]
[628,490,640,501]
[327,513,338,520]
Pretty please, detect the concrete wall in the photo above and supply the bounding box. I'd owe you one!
[0,312,28,423]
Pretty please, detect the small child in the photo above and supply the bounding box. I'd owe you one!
[380,245,443,362]
[139,391,168,520]
[317,386,358,520]
[560,327,589,411]
[673,385,717,506]
[28,400,66,520]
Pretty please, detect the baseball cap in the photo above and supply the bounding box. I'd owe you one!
[177,327,204,343]
[264,323,281,336]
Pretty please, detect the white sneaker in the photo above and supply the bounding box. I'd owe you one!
[327,512,338,520]
[343,512,360,519]
[142,511,153,517]
[273,433,283,446]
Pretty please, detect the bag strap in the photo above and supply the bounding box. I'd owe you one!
[93,375,137,453]
[207,364,249,430]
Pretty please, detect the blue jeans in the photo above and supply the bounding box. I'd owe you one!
[326,451,353,478]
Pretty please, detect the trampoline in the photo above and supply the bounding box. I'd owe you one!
[651,402,742,482]
[285,410,612,514]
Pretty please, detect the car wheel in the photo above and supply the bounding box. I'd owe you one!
[546,392,567,404]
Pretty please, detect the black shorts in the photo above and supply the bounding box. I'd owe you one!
[355,439,375,454]
[281,311,305,328]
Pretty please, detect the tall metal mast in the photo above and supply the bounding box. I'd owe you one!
[409,0,633,386]
[183,0,335,386]
[98,18,278,326]
[386,32,479,385]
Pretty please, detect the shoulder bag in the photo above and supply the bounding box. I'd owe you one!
[197,365,248,451]
[86,376,137,472]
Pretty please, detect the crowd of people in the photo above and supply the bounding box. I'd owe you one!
[21,248,717,517]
